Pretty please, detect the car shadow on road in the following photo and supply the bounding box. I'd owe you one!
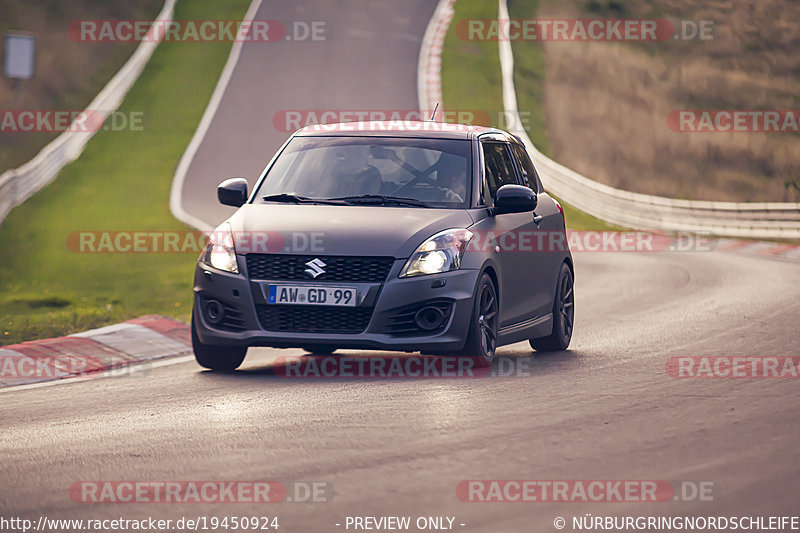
[197,349,581,383]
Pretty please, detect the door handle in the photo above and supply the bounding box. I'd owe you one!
[533,214,543,224]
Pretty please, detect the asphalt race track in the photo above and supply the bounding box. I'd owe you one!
[2,1,799,531]
[3,251,800,530]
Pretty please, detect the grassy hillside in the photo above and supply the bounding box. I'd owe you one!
[0,0,162,172]
[525,0,800,201]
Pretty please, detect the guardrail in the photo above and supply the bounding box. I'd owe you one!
[0,0,176,227]
[495,0,800,240]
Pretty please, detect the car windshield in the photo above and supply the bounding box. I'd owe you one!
[254,136,472,208]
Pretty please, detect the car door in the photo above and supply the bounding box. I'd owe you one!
[509,141,563,317]
[473,140,544,328]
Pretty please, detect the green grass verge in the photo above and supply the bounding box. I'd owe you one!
[507,0,549,155]
[441,0,620,231]
[0,0,251,345]
[441,0,503,123]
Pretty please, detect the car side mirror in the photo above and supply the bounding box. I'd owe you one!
[493,184,537,215]
[217,178,248,207]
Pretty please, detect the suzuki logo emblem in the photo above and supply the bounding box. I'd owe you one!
[304,258,326,278]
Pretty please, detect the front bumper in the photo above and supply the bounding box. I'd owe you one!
[192,258,479,353]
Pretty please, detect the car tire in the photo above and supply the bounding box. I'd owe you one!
[530,262,574,352]
[303,346,338,355]
[459,273,499,367]
[191,312,247,371]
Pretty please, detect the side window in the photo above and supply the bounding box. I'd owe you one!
[481,142,518,202]
[511,143,539,192]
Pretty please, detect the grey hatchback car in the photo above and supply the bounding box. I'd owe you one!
[192,121,574,370]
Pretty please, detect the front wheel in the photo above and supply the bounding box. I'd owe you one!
[191,313,247,371]
[460,273,499,366]
[530,263,574,352]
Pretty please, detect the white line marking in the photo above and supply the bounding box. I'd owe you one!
[417,0,454,118]
[169,0,265,231]
[784,247,800,260]
[498,0,524,135]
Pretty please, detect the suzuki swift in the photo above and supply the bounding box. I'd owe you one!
[192,121,574,370]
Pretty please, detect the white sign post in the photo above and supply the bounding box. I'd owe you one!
[4,32,36,107]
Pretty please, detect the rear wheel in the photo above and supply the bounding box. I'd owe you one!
[530,263,574,352]
[303,346,338,355]
[191,313,247,371]
[460,273,499,366]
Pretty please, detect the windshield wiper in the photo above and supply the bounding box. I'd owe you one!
[329,194,430,208]
[262,193,345,205]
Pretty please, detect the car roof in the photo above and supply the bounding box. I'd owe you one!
[294,120,514,141]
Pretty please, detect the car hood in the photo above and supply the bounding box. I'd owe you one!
[228,204,475,258]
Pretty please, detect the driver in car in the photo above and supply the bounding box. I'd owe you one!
[436,156,466,203]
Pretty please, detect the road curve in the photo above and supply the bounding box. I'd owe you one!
[3,0,800,531]
[178,0,436,228]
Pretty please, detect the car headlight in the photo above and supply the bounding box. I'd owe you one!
[400,228,474,278]
[203,222,238,273]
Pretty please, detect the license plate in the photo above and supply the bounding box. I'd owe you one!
[266,285,357,307]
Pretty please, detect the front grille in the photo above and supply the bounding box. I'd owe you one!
[246,254,394,283]
[384,300,453,335]
[255,305,373,334]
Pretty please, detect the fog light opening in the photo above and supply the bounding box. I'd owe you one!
[415,306,445,331]
[204,299,225,325]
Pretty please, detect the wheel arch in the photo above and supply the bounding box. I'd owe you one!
[479,263,500,309]
[563,255,574,278]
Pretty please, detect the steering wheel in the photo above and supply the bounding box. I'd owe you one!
[393,175,437,195]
